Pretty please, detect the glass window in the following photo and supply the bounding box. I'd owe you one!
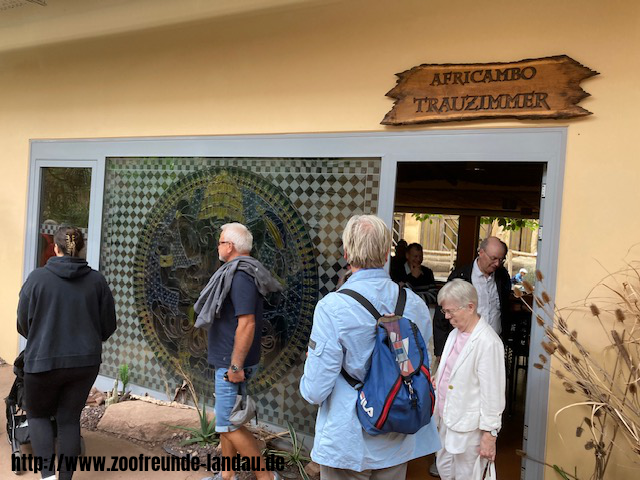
[393,212,459,281]
[37,167,92,266]
[99,157,381,435]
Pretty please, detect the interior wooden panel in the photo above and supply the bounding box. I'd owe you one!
[394,162,544,218]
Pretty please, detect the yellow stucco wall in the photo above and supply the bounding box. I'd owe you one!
[1,0,638,477]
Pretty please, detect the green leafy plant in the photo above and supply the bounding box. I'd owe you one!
[106,378,119,406]
[411,213,443,224]
[480,216,539,231]
[106,364,132,405]
[516,449,578,479]
[552,464,577,480]
[166,365,219,447]
[265,421,311,480]
[118,363,130,393]
[170,400,219,447]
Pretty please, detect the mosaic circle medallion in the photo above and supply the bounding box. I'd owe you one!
[133,167,318,394]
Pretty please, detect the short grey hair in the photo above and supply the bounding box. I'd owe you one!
[342,215,391,269]
[437,278,478,309]
[221,222,253,254]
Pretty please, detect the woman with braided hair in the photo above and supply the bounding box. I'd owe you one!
[17,226,117,480]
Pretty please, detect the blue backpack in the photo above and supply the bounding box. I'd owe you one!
[338,287,435,436]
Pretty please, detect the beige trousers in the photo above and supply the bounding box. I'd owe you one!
[320,462,408,480]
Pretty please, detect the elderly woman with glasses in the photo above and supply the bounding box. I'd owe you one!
[434,279,506,479]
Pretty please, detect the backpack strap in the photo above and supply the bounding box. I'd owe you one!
[395,286,407,316]
[338,289,381,320]
[337,286,408,388]
[339,287,407,319]
[337,289,380,388]
[340,367,361,388]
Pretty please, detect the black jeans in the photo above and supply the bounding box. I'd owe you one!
[24,365,100,480]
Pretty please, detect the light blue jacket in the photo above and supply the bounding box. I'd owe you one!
[299,268,441,471]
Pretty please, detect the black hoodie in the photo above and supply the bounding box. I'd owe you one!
[17,256,117,373]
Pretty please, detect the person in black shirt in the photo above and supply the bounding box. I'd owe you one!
[390,239,408,282]
[400,243,437,305]
[18,226,117,480]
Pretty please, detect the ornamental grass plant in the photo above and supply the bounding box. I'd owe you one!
[516,261,640,480]
[264,421,311,480]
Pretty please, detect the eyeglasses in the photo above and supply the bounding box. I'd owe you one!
[486,253,505,265]
[440,305,465,316]
[218,241,233,246]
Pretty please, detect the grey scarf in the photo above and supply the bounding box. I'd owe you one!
[193,256,282,329]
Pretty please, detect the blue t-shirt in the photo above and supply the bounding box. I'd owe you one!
[207,271,264,369]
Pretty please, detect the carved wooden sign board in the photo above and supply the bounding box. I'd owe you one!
[382,55,598,125]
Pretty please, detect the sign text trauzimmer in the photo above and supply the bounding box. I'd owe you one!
[382,56,598,125]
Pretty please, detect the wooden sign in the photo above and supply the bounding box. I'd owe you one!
[382,55,598,125]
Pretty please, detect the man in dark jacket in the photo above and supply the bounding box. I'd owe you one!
[433,236,511,357]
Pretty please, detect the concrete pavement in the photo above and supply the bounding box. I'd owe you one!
[0,363,204,479]
[0,362,445,479]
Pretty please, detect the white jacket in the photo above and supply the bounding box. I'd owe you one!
[435,317,506,433]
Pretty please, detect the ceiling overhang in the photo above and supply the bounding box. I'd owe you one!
[0,0,327,52]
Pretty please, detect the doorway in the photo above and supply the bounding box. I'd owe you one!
[398,161,545,479]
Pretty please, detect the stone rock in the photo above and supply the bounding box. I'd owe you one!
[97,400,202,443]
[86,387,106,406]
[304,460,321,478]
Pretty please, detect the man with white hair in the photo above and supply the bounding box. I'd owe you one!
[433,236,511,358]
[195,222,282,480]
[300,214,440,480]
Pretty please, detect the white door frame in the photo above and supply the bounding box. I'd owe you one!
[23,158,105,274]
[21,158,105,351]
[28,127,567,480]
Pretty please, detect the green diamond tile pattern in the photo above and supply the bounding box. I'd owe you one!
[100,157,380,435]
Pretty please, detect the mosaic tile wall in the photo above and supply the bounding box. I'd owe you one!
[100,157,380,435]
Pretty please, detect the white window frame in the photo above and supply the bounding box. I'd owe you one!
[23,158,105,275]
